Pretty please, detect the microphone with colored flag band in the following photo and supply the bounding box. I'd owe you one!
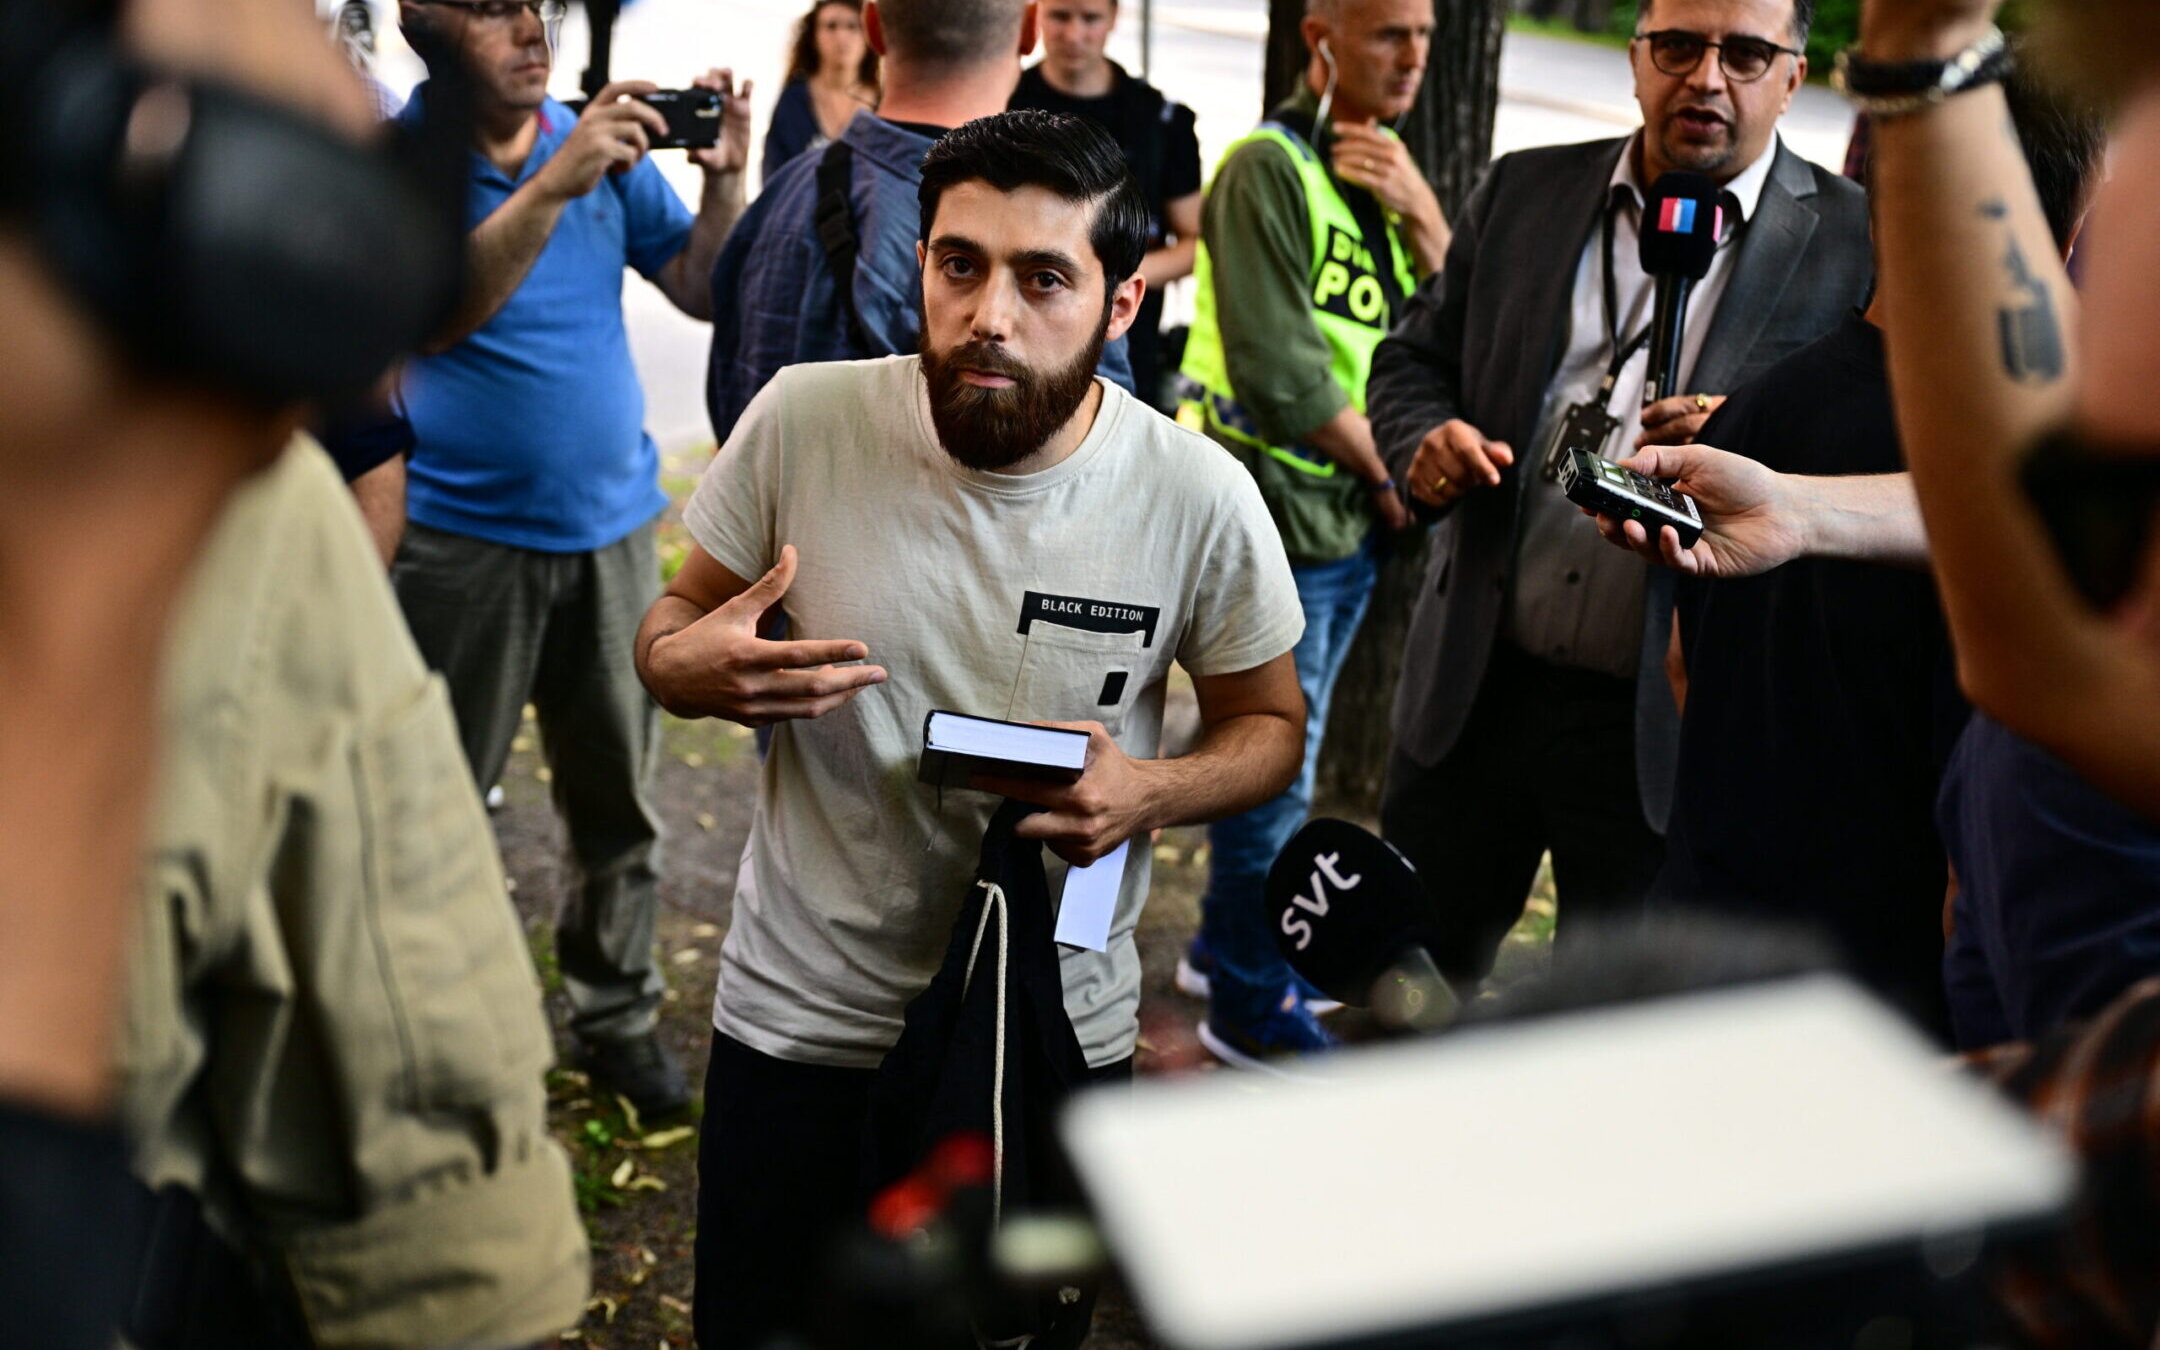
[1267,818,1459,1032]
[1639,171,1721,405]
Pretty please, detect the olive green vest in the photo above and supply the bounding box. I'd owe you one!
[1179,122,1419,561]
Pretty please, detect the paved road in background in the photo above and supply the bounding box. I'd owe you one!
[371,0,1856,455]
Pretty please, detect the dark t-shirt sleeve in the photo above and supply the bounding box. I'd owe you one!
[1163,102,1202,202]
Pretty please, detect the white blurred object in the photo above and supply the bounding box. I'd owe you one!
[321,0,377,68]
[1063,975,2076,1350]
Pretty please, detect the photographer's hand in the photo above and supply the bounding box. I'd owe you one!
[658,68,753,320]
[424,81,669,351]
[535,80,669,202]
[686,68,753,177]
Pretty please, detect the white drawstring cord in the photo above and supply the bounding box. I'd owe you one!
[964,880,1013,1229]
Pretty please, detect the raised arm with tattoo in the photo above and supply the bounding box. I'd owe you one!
[1860,0,2160,817]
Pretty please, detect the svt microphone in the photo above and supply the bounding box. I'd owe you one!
[1267,819,1458,1032]
[1639,171,1721,405]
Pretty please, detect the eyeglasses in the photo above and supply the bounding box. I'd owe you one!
[1634,29,1802,83]
[415,0,568,28]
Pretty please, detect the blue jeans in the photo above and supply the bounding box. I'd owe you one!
[1200,537,1378,1026]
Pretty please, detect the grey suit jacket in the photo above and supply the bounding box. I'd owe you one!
[1369,136,1872,832]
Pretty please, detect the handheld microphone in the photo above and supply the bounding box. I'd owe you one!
[1638,171,1721,405]
[1267,819,1458,1032]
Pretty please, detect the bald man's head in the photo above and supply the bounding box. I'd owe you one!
[872,0,1026,72]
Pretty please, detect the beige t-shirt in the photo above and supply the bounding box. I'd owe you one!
[685,355,1304,1068]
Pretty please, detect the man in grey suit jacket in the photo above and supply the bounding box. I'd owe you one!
[1367,0,1871,987]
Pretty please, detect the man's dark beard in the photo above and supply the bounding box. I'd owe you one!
[920,321,1107,472]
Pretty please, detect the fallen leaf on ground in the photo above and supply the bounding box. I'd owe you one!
[639,1126,695,1150]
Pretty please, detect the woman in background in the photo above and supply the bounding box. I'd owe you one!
[761,0,878,183]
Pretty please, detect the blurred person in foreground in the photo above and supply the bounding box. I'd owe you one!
[0,0,585,1346]
[389,0,755,1117]
[1855,0,2160,818]
[763,0,880,184]
[706,0,1134,444]
[640,112,1306,1348]
[1849,0,2160,1052]
[1499,914,2160,1348]
[1009,0,1202,408]
[1174,0,1440,1070]
[1366,0,1873,994]
[1579,62,2107,1044]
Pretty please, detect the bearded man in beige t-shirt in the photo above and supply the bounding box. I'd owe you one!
[636,110,1308,1349]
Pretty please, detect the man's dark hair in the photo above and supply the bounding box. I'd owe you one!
[873,0,1024,72]
[918,110,1150,288]
[1639,0,1814,46]
[2004,62,2108,251]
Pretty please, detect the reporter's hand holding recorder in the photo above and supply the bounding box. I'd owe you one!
[1581,444,1930,578]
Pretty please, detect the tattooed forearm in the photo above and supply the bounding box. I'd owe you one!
[1985,199,2066,384]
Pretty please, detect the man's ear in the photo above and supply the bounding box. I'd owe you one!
[864,0,889,58]
[916,240,928,270]
[1019,1,1040,57]
[1299,14,1329,61]
[1103,273,1146,344]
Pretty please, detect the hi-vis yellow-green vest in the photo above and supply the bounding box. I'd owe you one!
[1179,121,1419,561]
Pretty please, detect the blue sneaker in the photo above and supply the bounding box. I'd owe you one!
[1174,935,1218,999]
[1177,936,1344,1015]
[1198,987,1339,1075]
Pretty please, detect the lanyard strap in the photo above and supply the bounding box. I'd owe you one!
[1596,202,1655,410]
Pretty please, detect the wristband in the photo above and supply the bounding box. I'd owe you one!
[1832,26,2011,118]
[1368,476,1397,495]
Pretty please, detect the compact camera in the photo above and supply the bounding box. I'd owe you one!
[638,87,724,150]
[562,87,724,150]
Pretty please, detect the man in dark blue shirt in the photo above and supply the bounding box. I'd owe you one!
[391,0,753,1114]
[705,0,1129,443]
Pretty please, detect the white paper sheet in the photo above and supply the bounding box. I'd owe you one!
[1054,839,1129,952]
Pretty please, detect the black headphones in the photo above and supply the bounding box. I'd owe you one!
[0,2,465,407]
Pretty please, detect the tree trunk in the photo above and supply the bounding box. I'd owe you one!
[1264,0,1309,115]
[1257,0,1508,816]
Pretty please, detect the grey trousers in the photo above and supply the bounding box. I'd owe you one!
[392,519,665,1044]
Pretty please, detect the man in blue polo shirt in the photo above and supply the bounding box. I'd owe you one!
[391,0,753,1115]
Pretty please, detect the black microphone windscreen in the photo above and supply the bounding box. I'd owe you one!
[1639,171,1721,281]
[1266,818,1428,1006]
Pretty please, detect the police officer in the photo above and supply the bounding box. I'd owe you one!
[1175,0,1447,1069]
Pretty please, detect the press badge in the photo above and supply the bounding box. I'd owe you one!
[1538,399,1625,483]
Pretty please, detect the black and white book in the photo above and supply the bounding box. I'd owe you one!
[917,710,1089,790]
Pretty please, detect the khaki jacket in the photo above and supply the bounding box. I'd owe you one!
[120,441,588,1348]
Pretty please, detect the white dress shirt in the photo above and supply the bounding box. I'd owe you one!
[1504,134,1781,678]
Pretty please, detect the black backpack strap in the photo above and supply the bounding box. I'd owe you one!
[813,138,873,354]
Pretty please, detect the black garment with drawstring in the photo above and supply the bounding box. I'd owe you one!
[694,800,1129,1350]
